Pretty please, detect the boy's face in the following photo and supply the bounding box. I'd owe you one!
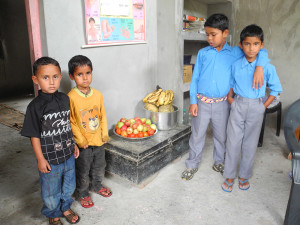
[205,27,228,51]
[240,36,264,62]
[32,65,62,94]
[69,65,92,91]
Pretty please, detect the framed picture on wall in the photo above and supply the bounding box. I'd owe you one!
[84,0,146,47]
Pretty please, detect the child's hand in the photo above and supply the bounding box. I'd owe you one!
[228,97,234,105]
[38,158,51,173]
[189,104,198,117]
[74,144,80,159]
[253,66,264,89]
[83,144,89,149]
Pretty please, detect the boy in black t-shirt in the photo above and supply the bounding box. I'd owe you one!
[21,57,80,225]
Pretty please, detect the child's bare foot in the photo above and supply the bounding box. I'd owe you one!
[221,178,234,192]
[238,177,250,190]
[49,217,62,225]
[63,209,80,224]
[79,196,94,208]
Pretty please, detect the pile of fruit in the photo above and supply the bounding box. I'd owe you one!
[115,117,157,138]
[143,88,175,112]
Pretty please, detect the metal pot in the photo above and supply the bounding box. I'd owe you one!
[144,105,178,130]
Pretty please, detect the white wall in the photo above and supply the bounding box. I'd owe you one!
[40,0,158,129]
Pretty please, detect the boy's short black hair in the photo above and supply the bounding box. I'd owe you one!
[89,17,95,23]
[204,13,229,32]
[33,56,61,76]
[68,55,93,75]
[240,24,264,43]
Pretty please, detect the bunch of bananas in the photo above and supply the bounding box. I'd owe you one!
[143,89,174,107]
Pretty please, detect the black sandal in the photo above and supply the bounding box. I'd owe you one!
[63,209,80,224]
[49,217,63,225]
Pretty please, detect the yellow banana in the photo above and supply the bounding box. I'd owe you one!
[143,92,154,103]
[158,91,166,105]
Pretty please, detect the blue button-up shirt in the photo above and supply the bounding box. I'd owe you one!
[231,57,282,98]
[189,43,269,104]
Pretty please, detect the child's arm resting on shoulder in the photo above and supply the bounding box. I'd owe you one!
[253,49,270,89]
[31,137,51,173]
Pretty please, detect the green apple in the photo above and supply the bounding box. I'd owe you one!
[137,124,144,132]
[133,129,139,134]
[145,119,151,125]
[140,118,146,124]
[143,126,148,132]
[150,124,157,130]
[118,122,124,128]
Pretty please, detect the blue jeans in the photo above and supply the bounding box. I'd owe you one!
[39,155,76,218]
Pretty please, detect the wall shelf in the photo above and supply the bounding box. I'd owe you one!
[182,31,206,41]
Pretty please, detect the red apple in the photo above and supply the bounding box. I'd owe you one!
[140,118,146,124]
[125,120,131,127]
[137,132,144,138]
[121,125,128,131]
[134,117,140,120]
[116,128,121,135]
[127,127,133,134]
[135,119,142,125]
[148,128,155,136]
[132,123,139,129]
[128,133,135,138]
[120,118,126,123]
[120,130,128,137]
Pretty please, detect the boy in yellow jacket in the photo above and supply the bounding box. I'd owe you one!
[68,55,111,208]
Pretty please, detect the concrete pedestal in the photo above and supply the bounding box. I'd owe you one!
[104,125,191,185]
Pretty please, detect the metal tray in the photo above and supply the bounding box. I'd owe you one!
[113,128,158,141]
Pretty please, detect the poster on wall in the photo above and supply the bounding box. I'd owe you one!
[85,0,145,46]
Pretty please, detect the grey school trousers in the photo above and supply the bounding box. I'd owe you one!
[223,95,265,179]
[185,97,230,169]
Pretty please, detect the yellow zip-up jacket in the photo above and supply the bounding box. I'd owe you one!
[68,87,109,148]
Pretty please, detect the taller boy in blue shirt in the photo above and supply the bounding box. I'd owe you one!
[221,24,282,192]
[182,14,270,180]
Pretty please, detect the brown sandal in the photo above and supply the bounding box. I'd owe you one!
[63,209,80,224]
[49,217,63,225]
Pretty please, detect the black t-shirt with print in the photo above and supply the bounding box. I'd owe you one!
[21,91,75,165]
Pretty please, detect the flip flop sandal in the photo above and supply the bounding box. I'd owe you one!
[212,163,224,175]
[221,179,234,192]
[239,178,250,191]
[80,196,94,208]
[181,168,198,180]
[63,209,80,224]
[97,187,112,197]
[49,217,63,225]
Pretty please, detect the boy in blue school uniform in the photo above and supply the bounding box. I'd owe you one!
[221,24,282,192]
[182,14,270,180]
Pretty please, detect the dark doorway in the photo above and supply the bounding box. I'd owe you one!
[0,0,33,98]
